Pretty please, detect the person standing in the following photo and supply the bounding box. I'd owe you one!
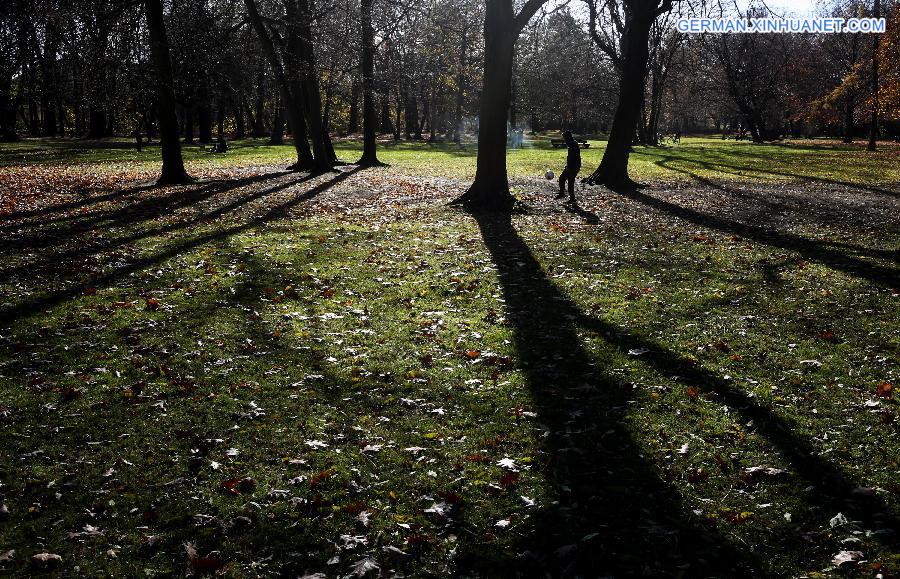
[556,130,581,203]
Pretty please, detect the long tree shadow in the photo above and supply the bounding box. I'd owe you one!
[635,148,900,199]
[460,210,759,577]
[649,157,900,264]
[0,168,361,327]
[570,308,900,535]
[0,171,294,247]
[0,172,317,280]
[608,180,899,286]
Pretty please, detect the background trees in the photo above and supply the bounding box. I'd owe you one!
[0,0,897,182]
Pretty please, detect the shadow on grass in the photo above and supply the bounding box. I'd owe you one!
[609,165,899,285]
[0,242,354,574]
[461,209,900,575]
[634,147,900,199]
[457,210,758,576]
[0,167,361,327]
[0,171,295,245]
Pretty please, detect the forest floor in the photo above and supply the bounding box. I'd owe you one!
[0,137,898,577]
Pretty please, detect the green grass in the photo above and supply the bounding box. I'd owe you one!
[0,141,898,576]
[2,135,899,185]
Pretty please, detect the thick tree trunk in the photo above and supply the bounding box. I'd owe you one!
[290,0,333,170]
[358,0,380,165]
[41,25,60,138]
[404,88,418,140]
[234,93,246,139]
[87,108,106,138]
[0,73,18,141]
[244,0,314,169]
[453,0,517,208]
[585,8,654,188]
[144,0,192,185]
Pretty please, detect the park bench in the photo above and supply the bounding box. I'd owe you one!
[550,138,590,148]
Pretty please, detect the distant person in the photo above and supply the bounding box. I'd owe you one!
[555,130,580,203]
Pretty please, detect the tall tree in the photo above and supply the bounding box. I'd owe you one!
[867,0,880,151]
[144,0,192,184]
[0,0,24,141]
[453,0,549,209]
[244,0,315,169]
[584,0,673,188]
[357,0,381,165]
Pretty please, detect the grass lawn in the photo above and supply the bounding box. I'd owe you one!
[0,138,898,576]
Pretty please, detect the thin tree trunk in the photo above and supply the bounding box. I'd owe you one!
[252,70,266,136]
[454,29,467,144]
[843,95,854,143]
[348,79,360,134]
[270,96,285,144]
[183,104,194,143]
[198,88,212,143]
[867,0,880,151]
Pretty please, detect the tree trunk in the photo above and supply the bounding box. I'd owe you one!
[585,6,654,188]
[348,79,360,134]
[867,0,880,151]
[842,95,854,143]
[403,88,414,139]
[87,108,106,138]
[453,30,468,144]
[251,70,266,136]
[270,97,285,144]
[182,104,195,143]
[234,93,246,139]
[452,0,517,208]
[244,0,314,168]
[380,97,393,134]
[144,0,192,184]
[290,0,332,170]
[393,88,402,140]
[0,72,18,141]
[358,0,380,164]
[198,104,212,143]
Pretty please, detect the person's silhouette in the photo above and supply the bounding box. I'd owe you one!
[555,130,580,202]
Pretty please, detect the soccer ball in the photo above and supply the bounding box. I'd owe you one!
[544,169,554,180]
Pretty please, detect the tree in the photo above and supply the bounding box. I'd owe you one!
[0,0,25,141]
[878,5,900,124]
[357,0,381,166]
[867,0,880,151]
[453,0,550,209]
[244,0,315,169]
[144,0,192,185]
[584,0,673,188]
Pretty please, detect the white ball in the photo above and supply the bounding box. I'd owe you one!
[545,170,555,180]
